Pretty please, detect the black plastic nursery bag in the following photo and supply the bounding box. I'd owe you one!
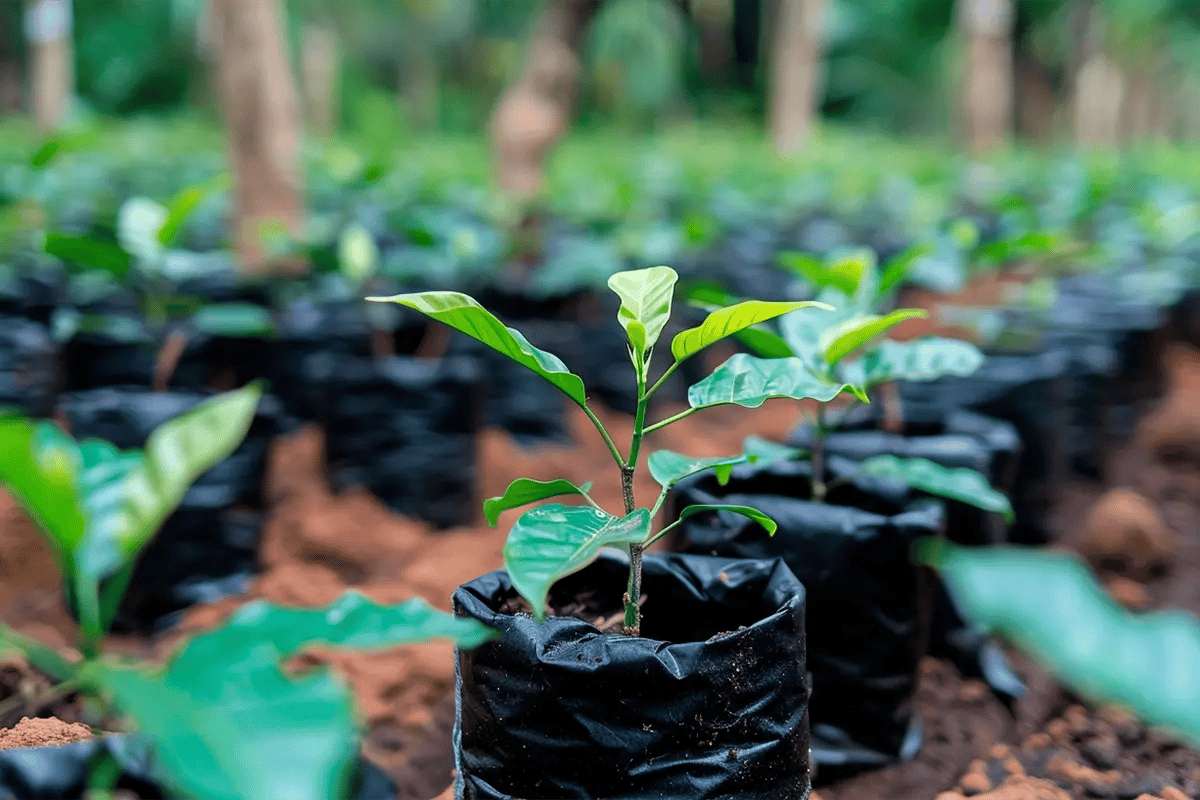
[454,552,811,800]
[0,316,57,417]
[670,457,943,779]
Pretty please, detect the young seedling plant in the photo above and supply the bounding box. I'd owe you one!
[716,246,1016,520]
[370,266,869,635]
[0,384,494,800]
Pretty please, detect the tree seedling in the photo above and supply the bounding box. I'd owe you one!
[0,384,495,800]
[370,266,861,635]
[719,246,1015,519]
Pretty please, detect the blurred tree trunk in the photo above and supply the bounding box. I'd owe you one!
[25,0,73,131]
[401,48,440,132]
[489,0,596,198]
[956,0,1014,155]
[768,0,826,155]
[1070,0,1123,148]
[209,0,302,274]
[691,0,733,86]
[0,1,21,114]
[301,18,339,138]
[1014,51,1056,144]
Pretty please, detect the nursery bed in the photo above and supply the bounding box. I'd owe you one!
[3,350,1200,799]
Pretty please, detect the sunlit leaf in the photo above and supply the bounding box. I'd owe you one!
[674,504,776,535]
[819,308,927,366]
[607,266,678,357]
[504,505,651,618]
[367,292,587,406]
[670,300,831,362]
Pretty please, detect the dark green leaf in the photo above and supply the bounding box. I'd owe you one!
[483,478,593,527]
[918,541,1200,747]
[819,308,928,366]
[671,300,831,363]
[778,251,857,294]
[735,326,794,359]
[504,505,651,617]
[44,233,132,278]
[647,450,748,490]
[100,591,495,800]
[688,354,866,411]
[675,504,776,535]
[742,435,805,466]
[30,137,62,168]
[607,266,678,357]
[859,455,1013,521]
[367,292,587,407]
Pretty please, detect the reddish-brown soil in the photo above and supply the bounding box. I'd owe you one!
[5,337,1200,798]
[0,716,92,750]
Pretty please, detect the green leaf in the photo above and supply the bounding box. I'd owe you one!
[675,504,777,535]
[778,252,858,295]
[117,197,168,264]
[0,620,79,682]
[483,478,593,527]
[647,450,748,490]
[670,300,831,363]
[879,243,932,295]
[30,137,62,168]
[846,337,984,388]
[819,308,928,366]
[99,591,495,800]
[858,455,1013,521]
[742,435,805,466]
[193,303,277,338]
[338,223,379,288]
[607,266,678,357]
[367,292,587,407]
[44,233,132,278]
[504,505,651,617]
[0,418,87,574]
[918,541,1200,747]
[157,176,227,247]
[688,354,867,411]
[735,326,794,359]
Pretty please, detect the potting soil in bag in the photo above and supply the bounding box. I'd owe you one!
[59,387,286,632]
[669,457,943,781]
[314,351,482,529]
[787,406,1024,701]
[0,734,396,800]
[454,552,811,800]
[0,316,57,417]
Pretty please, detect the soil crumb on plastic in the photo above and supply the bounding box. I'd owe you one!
[0,716,92,750]
[1078,488,1174,576]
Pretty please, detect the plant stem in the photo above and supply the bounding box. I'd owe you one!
[643,405,699,435]
[811,403,828,504]
[582,404,626,469]
[623,356,650,637]
[644,359,681,400]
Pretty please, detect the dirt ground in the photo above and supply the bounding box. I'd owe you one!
[4,338,1200,799]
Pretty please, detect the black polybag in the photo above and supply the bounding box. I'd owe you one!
[788,406,1025,701]
[0,316,57,417]
[314,351,483,529]
[0,734,396,800]
[453,552,811,800]
[669,457,943,780]
[59,387,287,631]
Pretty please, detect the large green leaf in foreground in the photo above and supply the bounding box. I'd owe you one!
[919,541,1200,746]
[100,591,496,800]
[368,292,587,406]
[504,505,651,617]
[687,354,865,411]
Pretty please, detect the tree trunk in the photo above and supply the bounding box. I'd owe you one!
[301,18,339,139]
[488,0,595,198]
[209,0,302,274]
[401,48,439,132]
[691,0,734,86]
[1070,0,1123,149]
[956,0,1014,155]
[25,0,73,131]
[767,0,826,155]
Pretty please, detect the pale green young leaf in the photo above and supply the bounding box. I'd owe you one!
[674,504,776,535]
[818,308,927,366]
[607,266,678,357]
[846,337,984,388]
